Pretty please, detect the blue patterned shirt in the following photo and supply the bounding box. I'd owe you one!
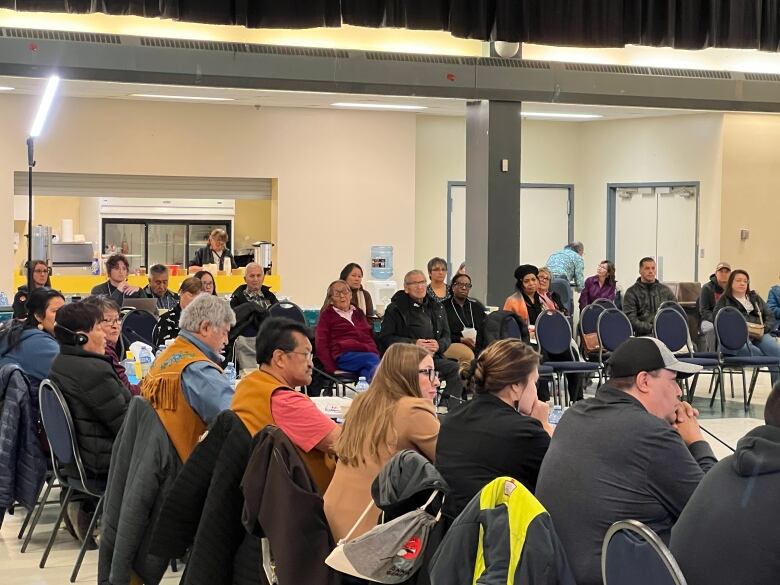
[545,248,585,291]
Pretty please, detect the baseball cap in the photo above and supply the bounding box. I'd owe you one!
[608,337,702,378]
[715,262,731,271]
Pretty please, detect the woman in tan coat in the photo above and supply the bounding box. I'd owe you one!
[324,343,440,541]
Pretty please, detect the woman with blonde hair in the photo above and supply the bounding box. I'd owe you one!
[436,338,552,518]
[323,343,440,541]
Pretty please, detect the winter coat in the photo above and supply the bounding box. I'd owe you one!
[378,291,451,357]
[0,327,60,398]
[698,274,725,323]
[767,285,780,321]
[714,291,776,334]
[429,476,575,585]
[242,425,338,585]
[150,410,261,585]
[671,424,780,585]
[98,397,183,585]
[315,304,378,373]
[622,278,677,336]
[229,284,278,311]
[0,364,47,514]
[48,345,131,477]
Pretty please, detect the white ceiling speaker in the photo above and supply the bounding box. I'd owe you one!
[494,41,520,58]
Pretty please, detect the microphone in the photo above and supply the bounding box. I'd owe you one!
[699,424,736,453]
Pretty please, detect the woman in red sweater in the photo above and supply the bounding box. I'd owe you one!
[316,280,380,381]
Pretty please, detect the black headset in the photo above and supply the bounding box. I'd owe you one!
[54,323,89,346]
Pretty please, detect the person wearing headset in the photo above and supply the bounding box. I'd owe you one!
[435,338,552,519]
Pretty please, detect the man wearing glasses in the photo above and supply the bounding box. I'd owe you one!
[379,269,464,406]
[232,317,340,494]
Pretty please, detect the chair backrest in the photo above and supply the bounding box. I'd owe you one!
[602,520,687,585]
[593,298,617,309]
[549,277,574,314]
[654,307,692,354]
[535,310,573,355]
[268,301,307,326]
[714,306,749,353]
[39,379,86,484]
[121,309,158,347]
[597,309,633,353]
[482,310,529,347]
[580,303,605,335]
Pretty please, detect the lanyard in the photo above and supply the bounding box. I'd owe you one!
[449,298,474,329]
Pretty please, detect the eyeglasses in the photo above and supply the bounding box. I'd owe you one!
[418,368,440,382]
[286,350,314,362]
[331,289,351,297]
[101,318,121,326]
[33,269,49,274]
[405,280,427,287]
[452,282,472,289]
[537,275,550,282]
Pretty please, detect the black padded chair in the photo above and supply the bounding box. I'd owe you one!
[268,301,307,326]
[38,379,106,582]
[602,520,687,585]
[596,309,633,376]
[121,308,158,347]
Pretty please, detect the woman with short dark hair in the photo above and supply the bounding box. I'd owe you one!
[12,260,51,319]
[436,339,551,518]
[90,253,146,303]
[48,302,131,478]
[443,273,487,365]
[426,256,449,301]
[194,270,218,296]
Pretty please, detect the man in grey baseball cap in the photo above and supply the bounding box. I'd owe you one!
[535,337,717,585]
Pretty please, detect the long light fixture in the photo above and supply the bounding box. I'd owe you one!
[29,75,60,137]
[131,93,234,101]
[0,86,14,91]
[522,112,602,120]
[331,102,428,111]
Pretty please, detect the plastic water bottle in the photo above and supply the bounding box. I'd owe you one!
[224,362,237,385]
[548,405,564,427]
[138,347,154,378]
[124,358,139,385]
[354,376,370,393]
[370,245,394,280]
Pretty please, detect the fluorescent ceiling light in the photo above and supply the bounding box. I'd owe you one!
[29,75,60,137]
[131,93,234,101]
[331,102,428,111]
[522,112,602,120]
[0,86,14,91]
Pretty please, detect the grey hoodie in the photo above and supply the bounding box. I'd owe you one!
[671,424,780,585]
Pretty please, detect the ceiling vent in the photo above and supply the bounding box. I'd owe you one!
[744,72,780,82]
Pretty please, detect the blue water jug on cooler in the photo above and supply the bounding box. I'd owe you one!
[370,245,393,280]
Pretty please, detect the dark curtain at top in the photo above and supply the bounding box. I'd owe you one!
[3,0,780,52]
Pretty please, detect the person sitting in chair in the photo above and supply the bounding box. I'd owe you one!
[143,264,179,311]
[141,294,235,462]
[90,254,147,304]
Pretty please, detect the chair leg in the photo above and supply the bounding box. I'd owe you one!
[21,479,58,553]
[40,486,72,568]
[70,495,103,582]
[741,370,749,412]
[746,368,761,410]
[19,475,54,541]
[688,374,700,402]
[729,371,735,398]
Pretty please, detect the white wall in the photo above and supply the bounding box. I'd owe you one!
[0,95,417,306]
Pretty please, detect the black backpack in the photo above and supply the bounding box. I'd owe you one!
[481,310,530,349]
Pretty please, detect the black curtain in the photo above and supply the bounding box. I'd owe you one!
[3,0,780,52]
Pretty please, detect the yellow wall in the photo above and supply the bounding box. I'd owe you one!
[12,196,83,272]
[721,113,780,296]
[233,198,273,252]
[0,95,417,306]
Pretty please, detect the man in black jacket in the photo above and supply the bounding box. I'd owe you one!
[535,337,716,585]
[697,261,730,351]
[671,382,780,585]
[622,257,677,336]
[378,270,463,401]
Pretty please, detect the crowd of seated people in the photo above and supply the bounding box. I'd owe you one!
[2,243,780,585]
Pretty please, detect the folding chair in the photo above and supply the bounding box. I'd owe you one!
[268,301,307,326]
[653,307,720,405]
[38,379,106,582]
[714,307,780,412]
[579,303,606,361]
[121,308,158,347]
[535,310,601,406]
[602,519,687,585]
[593,298,617,309]
[597,308,633,377]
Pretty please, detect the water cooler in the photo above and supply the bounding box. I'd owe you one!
[365,245,397,316]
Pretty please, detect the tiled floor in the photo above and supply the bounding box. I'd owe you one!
[1,370,773,584]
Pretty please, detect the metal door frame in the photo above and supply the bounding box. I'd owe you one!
[606,181,700,281]
[447,182,575,275]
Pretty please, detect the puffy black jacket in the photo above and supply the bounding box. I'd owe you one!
[622,278,677,336]
[378,290,451,357]
[714,291,776,334]
[697,274,724,323]
[0,364,47,514]
[48,345,131,477]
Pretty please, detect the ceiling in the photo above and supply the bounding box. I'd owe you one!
[0,75,708,121]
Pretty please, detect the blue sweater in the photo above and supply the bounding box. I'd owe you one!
[0,328,60,392]
[768,285,780,321]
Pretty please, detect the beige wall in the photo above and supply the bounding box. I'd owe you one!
[0,95,417,306]
[233,198,273,252]
[721,113,780,296]
[12,196,83,270]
